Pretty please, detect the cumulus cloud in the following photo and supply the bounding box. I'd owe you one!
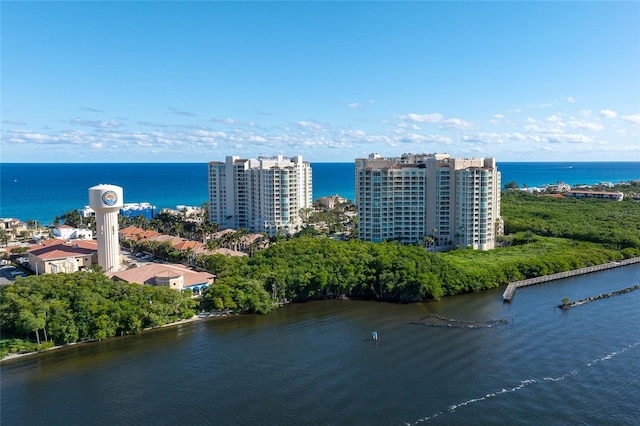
[621,114,640,124]
[348,102,362,109]
[139,121,169,128]
[400,113,471,131]
[402,113,444,123]
[600,109,617,118]
[566,97,576,103]
[545,115,564,123]
[168,106,196,116]
[79,106,104,113]
[461,133,506,144]
[489,114,509,125]
[296,120,326,131]
[210,117,258,128]
[547,133,593,144]
[70,118,125,129]
[566,119,603,132]
[524,121,566,134]
[527,103,553,109]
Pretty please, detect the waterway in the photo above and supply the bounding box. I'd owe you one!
[2,265,639,425]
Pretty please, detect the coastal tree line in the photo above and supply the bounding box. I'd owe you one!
[0,272,197,357]
[196,234,633,313]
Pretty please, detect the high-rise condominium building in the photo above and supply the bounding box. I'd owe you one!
[208,155,312,236]
[356,153,502,250]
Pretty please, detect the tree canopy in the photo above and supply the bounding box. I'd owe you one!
[0,272,198,352]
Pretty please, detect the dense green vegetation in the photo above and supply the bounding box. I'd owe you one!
[501,191,640,250]
[196,235,634,312]
[196,192,640,310]
[0,271,197,357]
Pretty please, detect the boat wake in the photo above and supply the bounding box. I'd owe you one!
[405,342,640,425]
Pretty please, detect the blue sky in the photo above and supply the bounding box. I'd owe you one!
[2,1,639,163]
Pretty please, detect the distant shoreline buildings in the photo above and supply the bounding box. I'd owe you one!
[79,202,156,220]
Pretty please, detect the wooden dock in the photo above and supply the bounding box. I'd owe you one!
[502,257,640,302]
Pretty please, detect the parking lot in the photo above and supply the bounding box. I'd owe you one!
[121,250,163,268]
[0,265,27,284]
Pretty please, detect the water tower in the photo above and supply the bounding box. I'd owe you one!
[89,184,123,273]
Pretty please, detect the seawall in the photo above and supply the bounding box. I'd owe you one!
[502,257,640,302]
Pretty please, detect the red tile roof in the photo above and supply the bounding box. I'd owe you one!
[109,263,214,286]
[173,240,203,251]
[29,242,97,260]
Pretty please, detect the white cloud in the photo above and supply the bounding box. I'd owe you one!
[493,114,505,119]
[168,107,196,117]
[70,118,125,129]
[461,133,505,144]
[400,113,470,131]
[348,102,362,109]
[547,133,593,144]
[566,96,576,103]
[545,115,565,123]
[566,119,603,132]
[601,109,617,118]
[403,113,444,123]
[80,106,104,113]
[441,118,471,131]
[91,143,103,149]
[621,114,640,124]
[524,122,566,134]
[297,120,326,131]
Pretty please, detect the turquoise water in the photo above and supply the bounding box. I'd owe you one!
[1,162,638,224]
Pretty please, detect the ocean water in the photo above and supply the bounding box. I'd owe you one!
[1,162,638,225]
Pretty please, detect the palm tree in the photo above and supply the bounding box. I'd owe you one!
[146,240,160,258]
[172,222,184,237]
[236,228,250,251]
[183,247,194,265]
[205,238,218,253]
[422,235,434,252]
[0,229,10,246]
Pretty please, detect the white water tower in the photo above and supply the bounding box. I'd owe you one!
[89,184,123,273]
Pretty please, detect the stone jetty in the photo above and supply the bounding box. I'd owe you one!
[558,284,640,309]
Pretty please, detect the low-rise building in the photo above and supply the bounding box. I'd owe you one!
[27,240,98,274]
[566,190,624,201]
[109,263,215,294]
[1,218,28,241]
[316,195,348,210]
[53,225,93,241]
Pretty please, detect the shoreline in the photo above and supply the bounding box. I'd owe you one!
[0,312,231,364]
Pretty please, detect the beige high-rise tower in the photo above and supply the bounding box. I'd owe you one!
[355,153,502,250]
